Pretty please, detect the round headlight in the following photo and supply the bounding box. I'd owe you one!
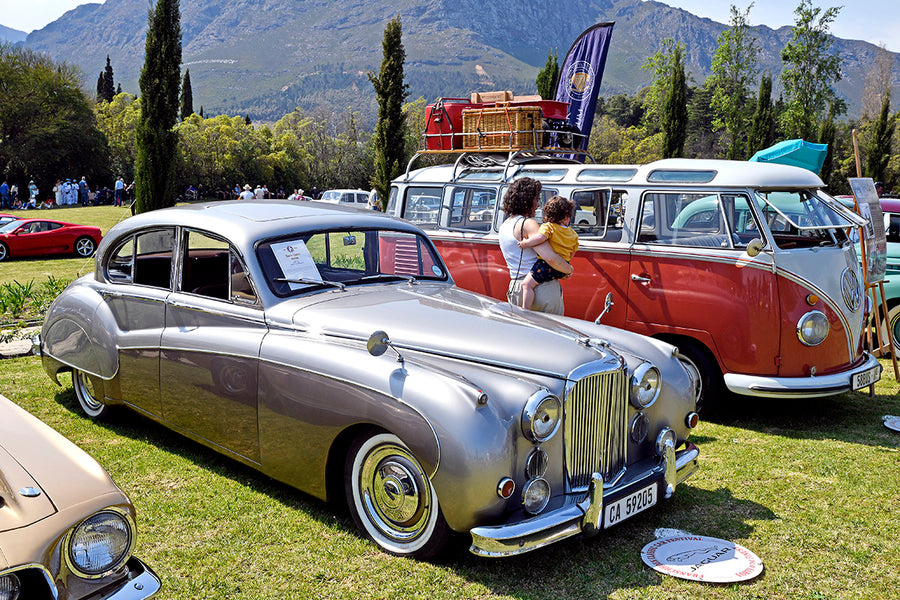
[0,574,20,600]
[522,478,551,514]
[630,363,661,409]
[68,511,133,577]
[797,311,830,346]
[522,393,561,442]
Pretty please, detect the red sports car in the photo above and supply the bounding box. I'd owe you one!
[0,217,102,261]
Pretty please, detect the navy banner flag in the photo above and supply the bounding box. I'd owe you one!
[554,22,614,157]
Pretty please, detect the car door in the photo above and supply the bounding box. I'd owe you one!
[11,221,51,255]
[627,192,780,375]
[102,228,175,416]
[159,229,266,464]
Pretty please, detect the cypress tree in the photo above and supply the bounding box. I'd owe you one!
[103,55,115,102]
[96,72,104,101]
[748,73,776,156]
[536,49,559,99]
[866,92,895,183]
[817,104,837,186]
[368,15,408,210]
[662,44,687,158]
[180,68,193,120]
[134,0,182,213]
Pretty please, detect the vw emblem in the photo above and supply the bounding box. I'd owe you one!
[841,268,861,311]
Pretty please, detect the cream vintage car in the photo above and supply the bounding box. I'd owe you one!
[0,394,159,599]
[35,200,700,558]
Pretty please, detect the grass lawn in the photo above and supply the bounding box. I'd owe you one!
[2,204,900,598]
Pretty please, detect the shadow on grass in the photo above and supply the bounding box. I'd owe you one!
[702,385,900,448]
[52,385,778,598]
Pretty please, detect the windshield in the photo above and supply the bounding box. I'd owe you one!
[753,190,853,248]
[257,228,448,296]
[0,220,22,234]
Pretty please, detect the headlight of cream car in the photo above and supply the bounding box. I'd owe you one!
[630,363,661,409]
[522,392,561,442]
[797,311,830,346]
[0,573,20,600]
[66,510,133,577]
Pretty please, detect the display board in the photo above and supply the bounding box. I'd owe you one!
[849,178,887,284]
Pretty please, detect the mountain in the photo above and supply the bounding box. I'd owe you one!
[20,0,900,125]
[0,24,27,44]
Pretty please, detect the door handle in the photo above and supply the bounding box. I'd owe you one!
[631,274,651,283]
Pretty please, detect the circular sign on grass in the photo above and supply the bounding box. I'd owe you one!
[884,415,900,433]
[641,535,763,583]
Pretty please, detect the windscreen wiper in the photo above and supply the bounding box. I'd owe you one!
[275,277,346,291]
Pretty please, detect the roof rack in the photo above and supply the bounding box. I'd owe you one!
[403,149,595,183]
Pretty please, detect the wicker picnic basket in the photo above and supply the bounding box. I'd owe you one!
[461,105,542,151]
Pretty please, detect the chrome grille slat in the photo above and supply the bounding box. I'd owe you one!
[564,370,628,491]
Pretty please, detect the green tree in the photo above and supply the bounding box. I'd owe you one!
[96,72,104,101]
[536,49,559,99]
[661,43,688,158]
[95,93,141,183]
[779,0,845,140]
[102,55,115,103]
[368,15,408,211]
[180,69,193,121]
[0,43,110,197]
[134,0,182,214]
[708,4,758,160]
[748,73,777,155]
[865,92,895,183]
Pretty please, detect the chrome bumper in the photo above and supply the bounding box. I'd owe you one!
[724,352,882,398]
[105,557,161,599]
[469,441,699,557]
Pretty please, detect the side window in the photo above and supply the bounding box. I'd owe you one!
[107,238,134,283]
[402,186,441,227]
[640,193,734,248]
[135,229,175,288]
[887,213,900,243]
[445,185,496,232]
[182,230,257,304]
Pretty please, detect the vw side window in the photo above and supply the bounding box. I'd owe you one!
[641,193,734,248]
[402,186,441,227]
[446,186,496,232]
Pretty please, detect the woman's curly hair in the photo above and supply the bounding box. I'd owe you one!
[542,195,574,224]
[501,177,542,216]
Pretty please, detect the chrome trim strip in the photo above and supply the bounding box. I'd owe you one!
[723,352,882,398]
[0,564,58,600]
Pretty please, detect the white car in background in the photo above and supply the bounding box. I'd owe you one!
[319,189,370,208]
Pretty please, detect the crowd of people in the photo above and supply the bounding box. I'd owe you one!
[0,176,135,211]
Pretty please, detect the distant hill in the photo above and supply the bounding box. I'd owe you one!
[0,24,27,44]
[21,0,900,125]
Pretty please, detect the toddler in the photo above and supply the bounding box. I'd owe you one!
[518,195,578,310]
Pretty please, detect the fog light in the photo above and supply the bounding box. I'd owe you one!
[525,448,548,479]
[0,574,20,600]
[522,478,551,514]
[630,412,649,443]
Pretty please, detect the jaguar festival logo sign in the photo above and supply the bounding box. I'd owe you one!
[641,535,763,582]
[565,60,595,102]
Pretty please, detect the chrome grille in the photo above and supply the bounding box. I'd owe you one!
[564,369,628,491]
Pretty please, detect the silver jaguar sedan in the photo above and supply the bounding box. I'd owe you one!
[36,200,700,559]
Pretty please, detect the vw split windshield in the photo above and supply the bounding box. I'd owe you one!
[753,190,860,249]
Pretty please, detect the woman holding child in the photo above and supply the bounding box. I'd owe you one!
[499,177,574,314]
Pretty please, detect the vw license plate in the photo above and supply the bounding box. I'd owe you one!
[852,365,882,390]
[604,483,657,529]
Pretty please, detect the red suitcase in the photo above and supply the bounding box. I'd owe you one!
[424,98,480,150]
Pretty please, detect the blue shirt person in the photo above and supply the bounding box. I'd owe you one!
[0,181,9,209]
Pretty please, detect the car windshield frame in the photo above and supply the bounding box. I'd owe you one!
[256,226,450,297]
[0,220,24,234]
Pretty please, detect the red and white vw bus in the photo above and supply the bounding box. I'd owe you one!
[387,156,881,408]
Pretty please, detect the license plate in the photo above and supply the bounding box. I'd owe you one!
[604,483,657,529]
[852,365,882,390]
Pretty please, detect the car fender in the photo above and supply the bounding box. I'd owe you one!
[42,281,118,380]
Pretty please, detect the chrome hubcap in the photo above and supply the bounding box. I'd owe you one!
[360,444,431,541]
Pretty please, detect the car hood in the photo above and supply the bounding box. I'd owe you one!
[280,283,619,378]
[0,396,123,533]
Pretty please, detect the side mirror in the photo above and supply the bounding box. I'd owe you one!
[746,238,765,257]
[367,330,404,363]
[594,292,615,324]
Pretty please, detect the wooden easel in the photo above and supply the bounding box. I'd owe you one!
[851,131,899,384]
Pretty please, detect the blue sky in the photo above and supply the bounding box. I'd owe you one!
[2,0,898,53]
[652,0,900,52]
